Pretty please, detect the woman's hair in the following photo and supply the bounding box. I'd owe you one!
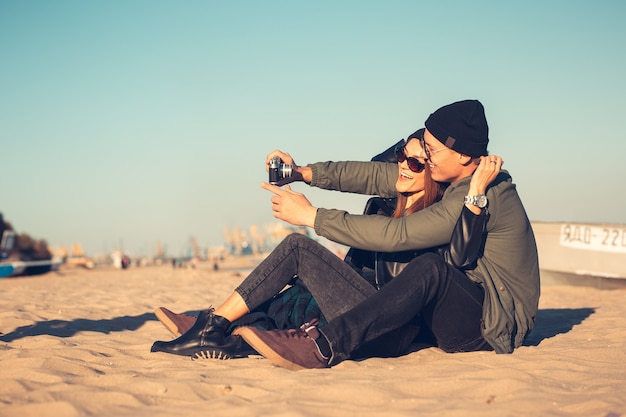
[391,164,446,218]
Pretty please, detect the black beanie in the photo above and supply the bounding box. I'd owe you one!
[424,100,489,157]
[407,127,425,140]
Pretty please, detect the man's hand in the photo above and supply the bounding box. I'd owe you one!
[265,150,297,171]
[265,150,312,184]
[469,155,503,196]
[464,155,503,215]
[261,182,317,228]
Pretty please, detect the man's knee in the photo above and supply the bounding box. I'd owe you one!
[411,252,446,269]
[400,252,452,287]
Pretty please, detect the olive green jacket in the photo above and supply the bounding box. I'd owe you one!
[309,160,540,354]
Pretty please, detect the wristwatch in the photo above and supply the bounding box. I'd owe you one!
[464,194,488,208]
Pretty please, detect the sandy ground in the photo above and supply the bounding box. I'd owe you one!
[1,259,625,417]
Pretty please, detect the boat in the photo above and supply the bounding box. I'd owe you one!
[0,258,63,279]
[1,229,64,278]
[532,221,626,289]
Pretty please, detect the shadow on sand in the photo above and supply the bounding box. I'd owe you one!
[0,308,595,346]
[523,307,595,346]
[0,312,160,343]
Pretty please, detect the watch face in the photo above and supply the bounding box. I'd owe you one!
[477,195,488,208]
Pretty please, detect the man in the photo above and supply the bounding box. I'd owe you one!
[236,99,541,370]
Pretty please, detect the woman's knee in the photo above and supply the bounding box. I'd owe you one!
[283,232,310,246]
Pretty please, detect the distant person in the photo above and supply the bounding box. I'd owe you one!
[234,99,540,370]
[150,100,518,362]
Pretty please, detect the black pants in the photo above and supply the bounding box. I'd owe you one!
[321,252,493,364]
[235,233,415,357]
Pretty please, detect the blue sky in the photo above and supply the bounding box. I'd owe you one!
[2,1,625,257]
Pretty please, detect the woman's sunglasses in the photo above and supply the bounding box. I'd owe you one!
[395,144,425,173]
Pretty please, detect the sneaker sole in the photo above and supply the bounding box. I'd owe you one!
[191,350,233,361]
[151,345,234,360]
[234,327,305,371]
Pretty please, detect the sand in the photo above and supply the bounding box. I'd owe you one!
[1,259,625,417]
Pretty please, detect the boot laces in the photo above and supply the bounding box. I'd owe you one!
[299,318,320,336]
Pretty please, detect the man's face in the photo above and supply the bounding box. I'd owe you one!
[422,129,464,183]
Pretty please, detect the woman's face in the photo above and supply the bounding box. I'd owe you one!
[395,138,426,194]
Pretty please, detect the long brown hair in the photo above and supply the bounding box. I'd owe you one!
[391,164,446,218]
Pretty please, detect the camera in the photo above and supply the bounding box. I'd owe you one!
[268,156,293,185]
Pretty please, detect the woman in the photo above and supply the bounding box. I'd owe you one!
[150,131,489,360]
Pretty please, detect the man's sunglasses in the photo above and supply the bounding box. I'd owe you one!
[395,143,425,173]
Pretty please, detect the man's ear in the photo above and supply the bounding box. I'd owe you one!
[458,153,474,166]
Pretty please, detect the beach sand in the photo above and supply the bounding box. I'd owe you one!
[1,259,625,417]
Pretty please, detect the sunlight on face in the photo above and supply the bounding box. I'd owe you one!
[423,129,458,183]
[395,138,425,194]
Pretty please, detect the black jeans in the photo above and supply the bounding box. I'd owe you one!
[235,233,377,323]
[237,233,426,357]
[320,252,493,364]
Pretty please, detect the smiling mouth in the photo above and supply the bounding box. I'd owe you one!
[400,171,413,179]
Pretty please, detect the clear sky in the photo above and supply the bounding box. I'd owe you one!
[2,1,625,258]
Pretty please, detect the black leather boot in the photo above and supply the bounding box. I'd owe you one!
[192,334,257,360]
[151,308,240,359]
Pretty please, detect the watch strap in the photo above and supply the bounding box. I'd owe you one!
[464,194,487,208]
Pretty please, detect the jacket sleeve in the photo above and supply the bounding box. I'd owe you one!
[308,160,398,198]
[314,179,472,252]
[439,205,488,270]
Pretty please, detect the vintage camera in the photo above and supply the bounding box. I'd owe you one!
[268,156,293,185]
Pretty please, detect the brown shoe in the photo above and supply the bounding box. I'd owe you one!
[154,307,196,337]
[235,319,330,371]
